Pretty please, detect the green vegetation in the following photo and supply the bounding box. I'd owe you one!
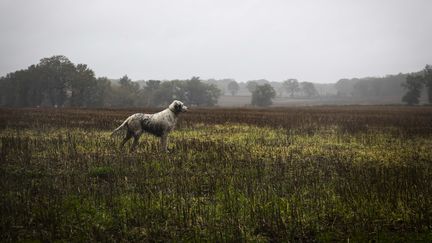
[251,84,276,107]
[227,80,240,96]
[1,106,432,241]
[283,79,300,98]
[423,65,432,104]
[402,74,424,105]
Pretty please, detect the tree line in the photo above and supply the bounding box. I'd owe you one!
[223,79,319,107]
[0,56,221,108]
[2,55,428,107]
[226,79,319,99]
[334,66,432,106]
[0,55,317,108]
[335,74,407,98]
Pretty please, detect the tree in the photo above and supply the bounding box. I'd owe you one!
[283,79,299,97]
[141,80,162,106]
[70,64,97,107]
[227,81,239,96]
[11,70,31,107]
[182,77,221,106]
[0,76,9,105]
[111,75,140,107]
[152,81,179,107]
[0,55,224,108]
[26,65,45,106]
[0,55,79,107]
[423,65,432,104]
[1,72,17,106]
[88,77,112,107]
[246,81,258,94]
[119,75,139,92]
[38,55,76,107]
[145,80,161,92]
[402,74,424,105]
[147,77,221,107]
[352,81,371,97]
[301,82,318,98]
[0,55,120,107]
[335,78,355,97]
[251,84,276,107]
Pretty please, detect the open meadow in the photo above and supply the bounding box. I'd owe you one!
[1,106,432,242]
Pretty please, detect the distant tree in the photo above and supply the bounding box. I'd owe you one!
[0,77,8,105]
[152,80,179,107]
[38,55,76,106]
[352,81,371,97]
[89,77,112,107]
[227,81,239,96]
[26,65,45,106]
[0,55,81,107]
[70,64,97,107]
[251,84,276,107]
[119,75,139,92]
[201,83,221,106]
[335,78,357,96]
[145,80,161,92]
[423,65,432,104]
[246,81,258,94]
[283,79,299,97]
[141,80,162,106]
[301,82,318,98]
[110,75,140,107]
[2,72,18,106]
[183,77,221,106]
[205,78,234,95]
[12,70,32,107]
[402,74,424,105]
[0,55,130,108]
[148,77,221,107]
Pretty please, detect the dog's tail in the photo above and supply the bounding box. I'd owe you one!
[110,118,129,137]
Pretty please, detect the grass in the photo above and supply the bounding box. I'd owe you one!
[1,106,432,242]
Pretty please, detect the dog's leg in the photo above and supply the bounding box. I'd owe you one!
[120,131,133,149]
[160,134,169,152]
[130,132,142,152]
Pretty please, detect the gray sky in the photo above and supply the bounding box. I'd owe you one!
[1,0,431,83]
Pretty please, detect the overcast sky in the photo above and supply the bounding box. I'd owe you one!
[0,0,431,83]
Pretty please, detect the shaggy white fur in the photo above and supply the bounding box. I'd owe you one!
[111,100,188,152]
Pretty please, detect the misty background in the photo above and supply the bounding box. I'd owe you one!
[0,0,431,107]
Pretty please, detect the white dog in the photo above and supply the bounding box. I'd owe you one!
[111,100,188,152]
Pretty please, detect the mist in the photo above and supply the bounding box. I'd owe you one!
[1,0,431,83]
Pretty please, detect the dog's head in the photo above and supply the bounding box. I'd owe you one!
[169,100,188,114]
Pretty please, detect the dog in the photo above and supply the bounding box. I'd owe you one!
[111,100,188,152]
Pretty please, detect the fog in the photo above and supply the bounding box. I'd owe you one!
[1,0,431,83]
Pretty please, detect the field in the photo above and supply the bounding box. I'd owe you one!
[216,95,423,107]
[1,106,432,242]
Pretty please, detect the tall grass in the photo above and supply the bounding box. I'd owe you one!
[1,106,432,241]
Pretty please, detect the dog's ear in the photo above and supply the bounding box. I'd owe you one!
[175,103,181,111]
